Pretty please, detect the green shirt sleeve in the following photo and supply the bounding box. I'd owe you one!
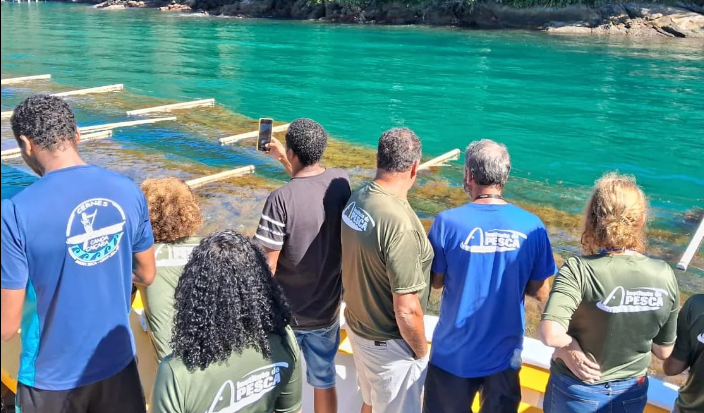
[275,334,303,413]
[653,269,679,346]
[151,359,184,413]
[542,257,584,330]
[385,229,427,295]
[671,297,692,361]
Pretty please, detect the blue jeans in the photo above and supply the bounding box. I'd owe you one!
[294,321,340,389]
[544,372,649,413]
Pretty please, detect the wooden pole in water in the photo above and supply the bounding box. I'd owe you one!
[1,85,125,120]
[79,117,177,133]
[418,148,461,171]
[1,131,113,160]
[677,217,704,271]
[53,84,124,97]
[186,165,256,188]
[219,123,290,146]
[1,74,51,85]
[126,99,215,116]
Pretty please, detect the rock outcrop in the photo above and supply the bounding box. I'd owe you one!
[94,0,146,9]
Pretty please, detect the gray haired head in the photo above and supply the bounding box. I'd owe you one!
[464,139,511,188]
[377,128,422,173]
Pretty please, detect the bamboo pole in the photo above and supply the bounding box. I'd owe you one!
[1,85,125,120]
[1,74,51,85]
[185,165,256,188]
[219,123,290,146]
[677,217,704,271]
[1,131,113,160]
[79,117,177,133]
[53,84,124,97]
[418,149,461,171]
[126,99,215,116]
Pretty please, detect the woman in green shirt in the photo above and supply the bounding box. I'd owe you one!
[151,229,302,413]
[139,177,203,361]
[538,173,679,413]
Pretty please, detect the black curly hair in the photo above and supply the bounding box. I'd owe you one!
[285,118,327,166]
[171,229,292,371]
[377,127,422,173]
[11,94,78,151]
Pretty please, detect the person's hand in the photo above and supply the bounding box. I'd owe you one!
[264,137,286,161]
[553,340,601,383]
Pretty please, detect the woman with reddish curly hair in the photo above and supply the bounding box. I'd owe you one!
[139,177,203,361]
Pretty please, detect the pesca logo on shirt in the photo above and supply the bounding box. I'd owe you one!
[65,198,126,267]
[342,202,376,232]
[206,362,289,413]
[460,228,527,253]
[597,286,668,313]
[155,243,198,267]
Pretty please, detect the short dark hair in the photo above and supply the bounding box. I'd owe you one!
[171,229,292,371]
[11,94,78,151]
[376,127,422,172]
[285,118,327,166]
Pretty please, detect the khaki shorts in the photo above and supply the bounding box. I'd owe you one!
[347,328,428,413]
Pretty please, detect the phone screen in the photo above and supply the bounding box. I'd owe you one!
[257,119,273,152]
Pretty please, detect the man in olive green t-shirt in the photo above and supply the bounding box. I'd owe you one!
[664,294,704,413]
[341,127,433,413]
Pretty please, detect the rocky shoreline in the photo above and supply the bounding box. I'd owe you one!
[92,0,704,38]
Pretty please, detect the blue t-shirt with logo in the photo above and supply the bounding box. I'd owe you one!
[428,203,556,378]
[1,165,154,391]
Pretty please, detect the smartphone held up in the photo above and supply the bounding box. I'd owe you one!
[257,118,273,152]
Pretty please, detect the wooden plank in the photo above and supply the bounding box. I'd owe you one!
[79,116,177,133]
[186,165,255,188]
[0,131,113,160]
[677,216,704,271]
[418,148,461,171]
[219,123,290,146]
[1,74,51,85]
[126,99,215,116]
[53,84,124,97]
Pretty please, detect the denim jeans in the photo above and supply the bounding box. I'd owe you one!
[294,321,340,389]
[544,372,649,413]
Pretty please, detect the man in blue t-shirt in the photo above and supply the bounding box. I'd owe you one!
[1,95,156,413]
[423,139,557,413]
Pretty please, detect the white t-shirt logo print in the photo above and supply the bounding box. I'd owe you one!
[460,228,527,253]
[698,332,704,344]
[597,286,668,313]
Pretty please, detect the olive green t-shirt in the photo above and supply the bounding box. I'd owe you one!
[341,181,433,341]
[673,294,704,413]
[138,237,200,361]
[151,328,302,413]
[542,253,679,383]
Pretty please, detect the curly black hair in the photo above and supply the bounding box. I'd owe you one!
[377,127,422,172]
[285,118,327,166]
[171,229,292,371]
[11,94,78,151]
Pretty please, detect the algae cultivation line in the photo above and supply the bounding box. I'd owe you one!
[2,5,702,302]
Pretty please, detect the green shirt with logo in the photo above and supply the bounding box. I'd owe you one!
[138,237,201,361]
[341,181,433,341]
[151,327,302,413]
[542,253,679,383]
[673,294,704,413]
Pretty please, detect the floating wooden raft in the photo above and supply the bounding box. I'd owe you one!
[126,99,215,116]
[79,117,177,133]
[185,165,256,188]
[677,216,704,271]
[418,148,461,171]
[1,84,125,119]
[1,131,113,160]
[1,74,52,86]
[220,123,290,145]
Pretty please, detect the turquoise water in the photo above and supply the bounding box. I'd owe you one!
[1,3,703,278]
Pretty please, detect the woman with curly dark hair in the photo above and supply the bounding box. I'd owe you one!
[151,229,302,413]
[139,177,203,361]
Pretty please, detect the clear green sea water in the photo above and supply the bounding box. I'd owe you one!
[1,3,703,284]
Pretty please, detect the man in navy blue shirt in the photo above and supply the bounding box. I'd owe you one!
[423,139,556,413]
[1,95,156,413]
